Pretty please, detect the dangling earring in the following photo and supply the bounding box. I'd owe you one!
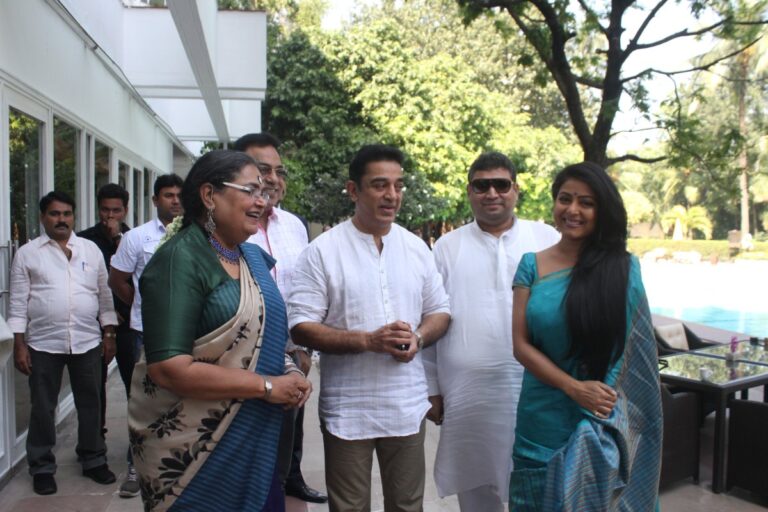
[205,206,216,235]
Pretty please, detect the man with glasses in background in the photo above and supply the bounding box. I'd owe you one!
[423,152,559,511]
[233,133,327,504]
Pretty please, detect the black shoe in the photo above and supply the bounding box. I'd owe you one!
[83,464,116,485]
[285,482,328,504]
[33,473,57,495]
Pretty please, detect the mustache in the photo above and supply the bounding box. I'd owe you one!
[55,222,69,228]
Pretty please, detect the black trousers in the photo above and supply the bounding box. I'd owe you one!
[27,345,107,475]
[99,329,135,438]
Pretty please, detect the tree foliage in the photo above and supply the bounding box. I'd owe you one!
[659,1,768,238]
[458,0,768,167]
[261,0,581,226]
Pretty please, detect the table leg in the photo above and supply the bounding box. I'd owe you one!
[712,392,728,493]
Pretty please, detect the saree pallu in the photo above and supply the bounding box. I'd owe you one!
[540,297,662,511]
[128,251,282,511]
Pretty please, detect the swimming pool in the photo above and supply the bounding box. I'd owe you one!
[650,305,768,338]
[641,260,768,338]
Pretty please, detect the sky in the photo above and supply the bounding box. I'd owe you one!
[320,0,722,154]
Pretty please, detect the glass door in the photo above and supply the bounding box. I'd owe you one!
[1,91,48,470]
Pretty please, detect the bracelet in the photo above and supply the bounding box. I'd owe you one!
[263,377,272,400]
[103,332,116,339]
[414,330,424,351]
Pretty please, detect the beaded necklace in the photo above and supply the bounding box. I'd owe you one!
[208,236,240,265]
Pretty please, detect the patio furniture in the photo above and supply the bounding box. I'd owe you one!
[726,399,768,497]
[654,322,718,356]
[659,353,768,493]
[660,384,700,488]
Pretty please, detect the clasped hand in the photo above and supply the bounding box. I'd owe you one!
[269,372,312,409]
[567,380,617,418]
[367,320,418,363]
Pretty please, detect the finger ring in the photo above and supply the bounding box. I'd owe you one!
[593,410,599,416]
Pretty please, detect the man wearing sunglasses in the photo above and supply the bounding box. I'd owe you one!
[232,133,327,505]
[423,152,559,511]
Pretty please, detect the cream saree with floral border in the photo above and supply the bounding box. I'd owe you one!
[128,261,264,511]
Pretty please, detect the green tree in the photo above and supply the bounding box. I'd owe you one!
[661,204,713,239]
[458,0,767,167]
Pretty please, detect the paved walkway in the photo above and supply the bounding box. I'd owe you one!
[1,362,767,511]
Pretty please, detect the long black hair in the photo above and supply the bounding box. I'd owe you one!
[553,162,630,381]
[181,150,257,228]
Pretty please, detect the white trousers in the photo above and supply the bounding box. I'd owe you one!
[457,484,505,512]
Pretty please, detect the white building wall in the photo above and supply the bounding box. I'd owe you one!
[0,0,177,173]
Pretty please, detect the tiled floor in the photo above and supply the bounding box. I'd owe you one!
[1,365,767,511]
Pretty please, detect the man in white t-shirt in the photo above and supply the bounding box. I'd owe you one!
[107,173,182,497]
[288,144,451,512]
[424,152,560,511]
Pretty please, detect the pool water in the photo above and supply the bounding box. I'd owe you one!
[650,305,768,338]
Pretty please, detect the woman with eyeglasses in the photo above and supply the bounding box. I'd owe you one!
[128,150,311,511]
[509,162,661,510]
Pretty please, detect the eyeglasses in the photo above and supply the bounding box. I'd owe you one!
[221,182,271,200]
[255,162,288,178]
[470,178,514,194]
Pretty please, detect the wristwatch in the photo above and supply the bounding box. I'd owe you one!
[414,330,424,351]
[263,377,272,400]
[103,332,116,339]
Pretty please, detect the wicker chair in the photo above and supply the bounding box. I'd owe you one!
[654,322,718,356]
[659,384,701,487]
[726,399,768,496]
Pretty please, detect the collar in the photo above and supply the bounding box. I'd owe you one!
[471,216,517,236]
[37,230,77,248]
[153,217,168,233]
[347,218,395,242]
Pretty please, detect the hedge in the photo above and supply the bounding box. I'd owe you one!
[627,239,768,261]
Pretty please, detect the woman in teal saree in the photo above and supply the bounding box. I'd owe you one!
[128,150,312,511]
[509,162,662,511]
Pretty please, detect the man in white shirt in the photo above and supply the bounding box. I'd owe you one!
[107,173,182,496]
[233,133,327,504]
[424,152,560,511]
[9,191,118,496]
[288,144,451,512]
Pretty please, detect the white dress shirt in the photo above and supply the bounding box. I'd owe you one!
[288,220,450,440]
[8,232,117,354]
[110,218,166,332]
[246,206,308,298]
[424,219,559,499]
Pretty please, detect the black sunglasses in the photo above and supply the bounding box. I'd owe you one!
[470,178,513,194]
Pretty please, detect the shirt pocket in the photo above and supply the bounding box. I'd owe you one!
[76,258,100,292]
[142,240,159,265]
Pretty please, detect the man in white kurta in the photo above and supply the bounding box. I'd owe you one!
[288,144,450,512]
[424,152,559,511]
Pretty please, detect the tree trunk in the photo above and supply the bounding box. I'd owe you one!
[737,52,750,238]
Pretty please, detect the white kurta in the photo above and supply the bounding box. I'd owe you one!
[424,219,559,499]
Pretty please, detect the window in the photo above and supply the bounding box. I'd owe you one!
[133,168,142,226]
[9,107,42,245]
[144,168,154,221]
[94,141,111,222]
[53,118,79,221]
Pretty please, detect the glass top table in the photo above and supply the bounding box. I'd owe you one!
[659,351,768,493]
[660,350,768,384]
[693,340,768,366]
